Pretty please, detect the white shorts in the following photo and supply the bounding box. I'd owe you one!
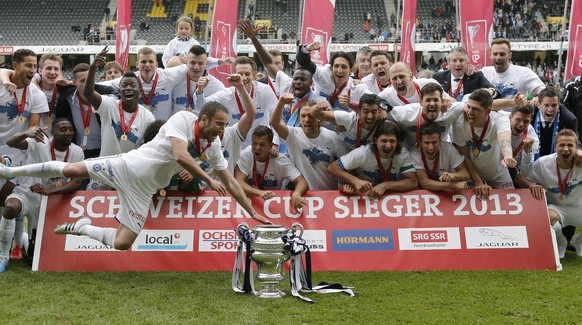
[548,204,582,228]
[84,156,155,235]
[7,187,41,229]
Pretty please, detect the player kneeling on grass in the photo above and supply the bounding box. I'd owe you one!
[410,121,470,191]
[328,121,418,198]
[0,102,271,251]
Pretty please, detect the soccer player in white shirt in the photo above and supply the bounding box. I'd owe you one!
[310,93,384,150]
[296,42,371,112]
[379,62,448,108]
[0,118,84,271]
[361,50,393,95]
[235,126,308,212]
[271,93,348,190]
[328,121,418,197]
[171,45,225,116]
[506,104,539,188]
[203,56,278,150]
[527,129,582,258]
[410,122,469,191]
[453,89,517,199]
[84,48,155,157]
[0,101,271,251]
[481,38,545,110]
[36,54,68,134]
[388,82,465,149]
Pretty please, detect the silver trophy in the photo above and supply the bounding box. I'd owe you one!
[237,222,304,298]
[467,24,480,49]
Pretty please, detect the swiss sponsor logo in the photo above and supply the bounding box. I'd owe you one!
[302,230,327,252]
[332,229,394,251]
[465,226,529,249]
[398,228,462,250]
[64,235,117,251]
[198,230,238,252]
[132,230,194,251]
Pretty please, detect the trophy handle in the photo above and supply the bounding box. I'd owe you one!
[290,222,304,237]
[237,222,250,239]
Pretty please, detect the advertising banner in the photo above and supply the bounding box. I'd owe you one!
[399,0,417,73]
[459,0,493,70]
[301,0,335,66]
[208,0,237,86]
[565,0,582,80]
[33,190,559,272]
[115,0,131,71]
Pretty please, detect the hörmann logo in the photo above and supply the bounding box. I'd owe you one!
[465,226,529,249]
[65,235,118,252]
[332,229,394,251]
[132,230,194,251]
[199,230,238,252]
[398,228,462,250]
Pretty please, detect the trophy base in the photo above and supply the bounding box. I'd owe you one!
[255,289,286,299]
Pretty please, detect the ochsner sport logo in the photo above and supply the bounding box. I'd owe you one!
[199,229,238,252]
[465,226,529,249]
[132,230,194,251]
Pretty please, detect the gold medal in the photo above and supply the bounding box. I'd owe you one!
[159,189,166,197]
[18,116,25,123]
[473,148,480,156]
[121,134,128,141]
[55,180,63,188]
[44,118,53,126]
[84,128,91,135]
[186,106,192,112]
[200,154,207,161]
[144,104,150,110]
[559,193,565,201]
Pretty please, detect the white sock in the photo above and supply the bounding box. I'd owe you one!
[0,218,15,259]
[82,225,117,247]
[13,216,24,248]
[5,161,67,178]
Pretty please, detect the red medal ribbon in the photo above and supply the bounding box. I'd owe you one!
[77,92,92,130]
[186,73,195,109]
[290,93,309,116]
[556,159,573,196]
[374,150,393,182]
[397,82,421,105]
[50,140,70,162]
[512,126,528,158]
[421,150,440,180]
[267,77,279,99]
[40,81,58,116]
[355,121,375,148]
[449,79,464,99]
[329,81,348,106]
[138,72,159,106]
[118,101,139,136]
[252,156,271,188]
[235,84,255,116]
[13,85,28,118]
[194,119,212,157]
[471,117,490,153]
[376,79,389,92]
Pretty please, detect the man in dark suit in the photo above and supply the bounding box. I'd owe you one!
[433,47,498,101]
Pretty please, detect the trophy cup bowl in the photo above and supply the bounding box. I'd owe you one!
[247,223,304,298]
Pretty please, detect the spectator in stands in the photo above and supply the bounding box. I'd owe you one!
[481,38,545,110]
[410,121,470,191]
[562,75,582,137]
[328,120,418,196]
[103,61,124,81]
[296,41,370,112]
[235,126,308,213]
[162,16,200,68]
[453,89,517,198]
[172,45,225,116]
[104,7,110,22]
[351,46,373,80]
[194,15,202,39]
[361,50,393,94]
[433,47,498,101]
[0,118,84,271]
[271,94,348,190]
[527,129,582,258]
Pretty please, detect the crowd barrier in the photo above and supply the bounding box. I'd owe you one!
[32,189,560,272]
